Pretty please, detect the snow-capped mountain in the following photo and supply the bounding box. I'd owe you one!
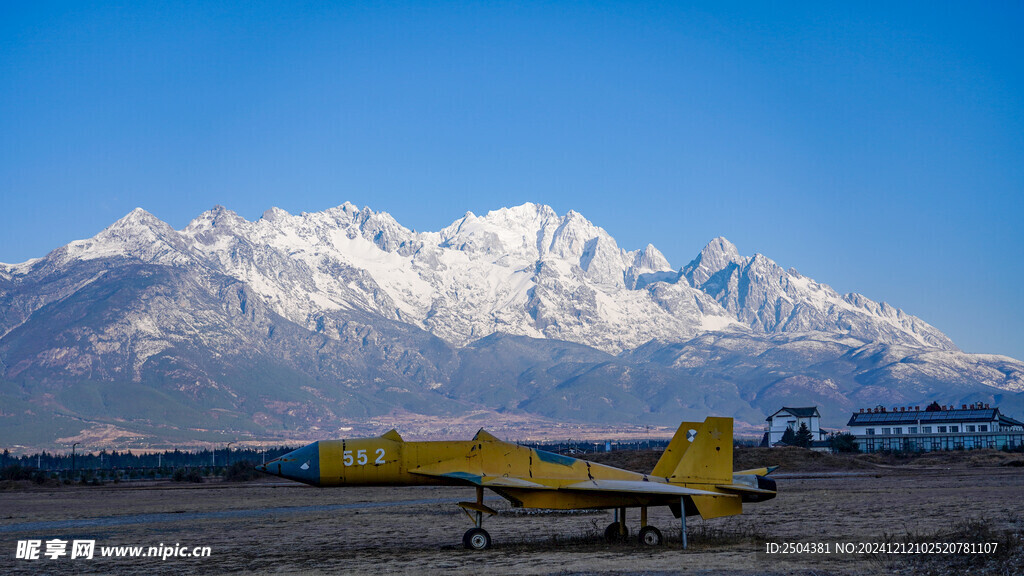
[2,202,1022,450]
[0,202,953,354]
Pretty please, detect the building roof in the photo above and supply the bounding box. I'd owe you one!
[767,407,820,421]
[1001,414,1024,428]
[847,408,1001,427]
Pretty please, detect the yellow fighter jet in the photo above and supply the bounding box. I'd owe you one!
[259,416,777,549]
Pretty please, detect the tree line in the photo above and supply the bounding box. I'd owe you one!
[1,446,298,471]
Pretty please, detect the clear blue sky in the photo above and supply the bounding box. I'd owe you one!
[2,2,1022,359]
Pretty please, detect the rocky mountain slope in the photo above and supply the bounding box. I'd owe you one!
[1,203,1021,449]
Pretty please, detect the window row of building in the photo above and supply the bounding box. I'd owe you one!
[863,423,992,435]
[860,434,1022,453]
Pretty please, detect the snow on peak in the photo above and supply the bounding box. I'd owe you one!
[631,244,672,272]
[440,203,578,262]
[547,209,608,260]
[336,201,361,213]
[706,236,740,258]
[261,206,291,222]
[704,235,737,253]
[683,236,742,288]
[60,208,191,265]
[485,202,559,222]
[187,205,247,231]
[624,244,676,289]
[110,207,162,229]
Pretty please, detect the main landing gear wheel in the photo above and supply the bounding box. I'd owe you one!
[463,527,491,550]
[638,526,663,546]
[604,522,629,543]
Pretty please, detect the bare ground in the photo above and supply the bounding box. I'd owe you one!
[2,453,1023,575]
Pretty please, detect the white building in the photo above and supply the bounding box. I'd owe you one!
[764,407,827,447]
[848,403,1024,453]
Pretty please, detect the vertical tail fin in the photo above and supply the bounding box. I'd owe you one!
[657,417,744,520]
[651,421,702,478]
[668,417,733,485]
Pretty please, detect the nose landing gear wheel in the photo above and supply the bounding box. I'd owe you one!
[638,526,663,546]
[604,522,629,543]
[463,527,491,550]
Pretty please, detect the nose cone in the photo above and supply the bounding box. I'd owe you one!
[260,441,321,486]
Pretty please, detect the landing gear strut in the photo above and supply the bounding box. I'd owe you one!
[458,486,497,550]
[638,506,663,546]
[604,507,629,542]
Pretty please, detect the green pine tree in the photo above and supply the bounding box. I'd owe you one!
[780,426,796,445]
[794,422,814,448]
[829,432,859,453]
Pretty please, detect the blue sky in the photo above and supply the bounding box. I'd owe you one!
[2,2,1022,359]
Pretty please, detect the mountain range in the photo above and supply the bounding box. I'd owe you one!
[2,202,1021,450]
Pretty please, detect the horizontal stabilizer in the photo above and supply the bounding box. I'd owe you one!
[380,429,403,442]
[734,466,779,476]
[562,479,724,497]
[715,484,777,496]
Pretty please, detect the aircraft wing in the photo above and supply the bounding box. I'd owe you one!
[481,476,549,488]
[411,462,727,497]
[409,464,550,489]
[561,479,725,497]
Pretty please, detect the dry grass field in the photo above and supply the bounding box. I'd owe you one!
[2,448,1022,575]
